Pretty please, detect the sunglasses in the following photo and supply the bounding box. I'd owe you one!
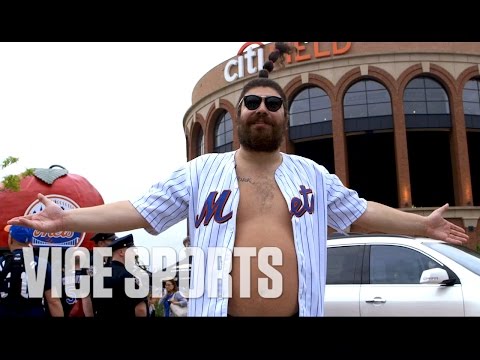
[241,95,283,112]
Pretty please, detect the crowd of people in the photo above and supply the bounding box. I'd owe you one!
[0,226,188,318]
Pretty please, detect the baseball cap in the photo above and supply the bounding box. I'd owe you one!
[4,225,34,244]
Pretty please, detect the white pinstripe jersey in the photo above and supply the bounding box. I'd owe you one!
[131,151,367,316]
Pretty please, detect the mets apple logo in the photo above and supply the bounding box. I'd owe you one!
[24,194,85,247]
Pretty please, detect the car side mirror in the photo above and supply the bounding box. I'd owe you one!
[419,268,449,284]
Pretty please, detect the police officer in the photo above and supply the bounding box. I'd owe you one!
[0,225,64,317]
[91,232,118,247]
[94,234,148,317]
[90,232,118,267]
[88,232,118,316]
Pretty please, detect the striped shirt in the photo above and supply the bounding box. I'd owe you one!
[131,151,367,316]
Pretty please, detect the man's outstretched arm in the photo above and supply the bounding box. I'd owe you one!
[7,193,149,233]
[354,201,469,245]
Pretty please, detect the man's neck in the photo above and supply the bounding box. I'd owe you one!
[236,147,282,170]
[111,256,124,264]
[9,244,27,252]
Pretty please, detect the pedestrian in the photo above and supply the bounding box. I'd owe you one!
[148,292,159,317]
[90,232,118,248]
[93,234,148,317]
[0,225,64,317]
[90,232,117,267]
[160,279,187,317]
[87,232,118,316]
[60,249,92,317]
[7,42,469,317]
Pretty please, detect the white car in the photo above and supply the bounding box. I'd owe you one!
[324,234,480,316]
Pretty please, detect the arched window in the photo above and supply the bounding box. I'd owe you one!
[464,78,480,206]
[196,128,204,157]
[404,76,454,207]
[343,79,396,206]
[214,111,233,153]
[463,79,480,115]
[289,86,332,140]
[344,79,392,119]
[290,87,332,126]
[342,79,393,134]
[404,77,450,115]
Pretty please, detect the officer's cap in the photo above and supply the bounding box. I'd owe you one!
[91,233,118,243]
[109,234,135,252]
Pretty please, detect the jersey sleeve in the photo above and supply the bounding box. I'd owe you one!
[322,169,367,232]
[129,163,191,235]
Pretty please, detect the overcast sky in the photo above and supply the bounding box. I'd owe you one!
[0,42,249,268]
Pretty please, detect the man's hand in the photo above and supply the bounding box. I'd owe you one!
[7,193,66,232]
[425,204,469,245]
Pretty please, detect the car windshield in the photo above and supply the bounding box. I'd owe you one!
[424,242,480,276]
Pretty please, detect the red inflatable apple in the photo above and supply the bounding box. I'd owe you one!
[0,165,104,250]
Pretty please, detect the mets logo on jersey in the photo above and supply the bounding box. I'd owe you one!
[195,190,233,227]
[194,186,314,228]
[290,185,314,218]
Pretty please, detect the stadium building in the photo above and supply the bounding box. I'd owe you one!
[183,42,480,249]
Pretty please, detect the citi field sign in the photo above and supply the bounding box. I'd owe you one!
[224,42,352,83]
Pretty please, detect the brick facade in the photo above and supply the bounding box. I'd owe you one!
[183,42,480,250]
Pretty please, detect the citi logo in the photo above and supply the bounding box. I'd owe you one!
[224,42,265,83]
[223,42,352,83]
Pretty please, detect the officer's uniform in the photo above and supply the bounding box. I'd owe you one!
[0,225,52,317]
[94,234,147,318]
[89,232,117,316]
[90,232,117,267]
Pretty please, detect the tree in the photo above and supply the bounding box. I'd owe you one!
[0,156,34,192]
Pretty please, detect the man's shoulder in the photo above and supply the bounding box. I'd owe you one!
[33,255,51,266]
[111,261,135,278]
[191,151,234,162]
[111,260,126,270]
[188,152,235,171]
[282,153,323,168]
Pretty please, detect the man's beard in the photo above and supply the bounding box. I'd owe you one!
[237,116,285,152]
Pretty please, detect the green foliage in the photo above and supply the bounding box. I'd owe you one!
[22,168,35,177]
[2,156,19,169]
[1,156,34,192]
[2,174,22,191]
[155,301,165,317]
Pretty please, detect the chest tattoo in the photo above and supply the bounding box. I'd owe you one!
[237,176,255,184]
[238,175,275,209]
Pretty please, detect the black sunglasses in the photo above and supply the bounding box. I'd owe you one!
[241,95,283,112]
